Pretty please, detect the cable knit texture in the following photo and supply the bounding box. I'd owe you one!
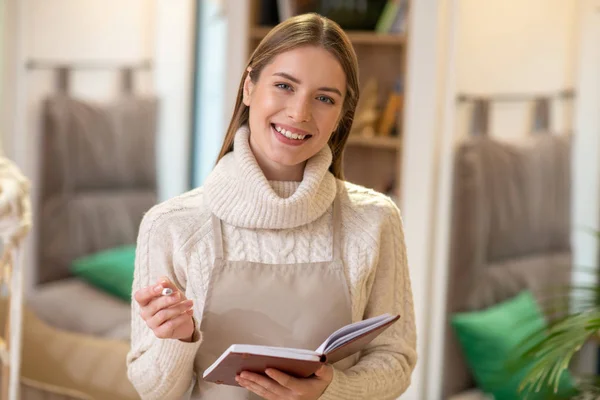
[126,126,417,399]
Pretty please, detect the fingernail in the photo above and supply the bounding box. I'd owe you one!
[186,308,194,315]
[153,285,162,293]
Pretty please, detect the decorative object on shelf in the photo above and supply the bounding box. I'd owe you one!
[277,0,296,21]
[352,77,380,138]
[377,78,404,137]
[375,0,408,34]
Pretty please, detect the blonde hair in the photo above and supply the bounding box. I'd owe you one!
[215,13,360,179]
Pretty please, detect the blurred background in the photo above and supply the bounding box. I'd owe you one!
[1,0,599,399]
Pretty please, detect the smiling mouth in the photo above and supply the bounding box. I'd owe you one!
[271,123,313,141]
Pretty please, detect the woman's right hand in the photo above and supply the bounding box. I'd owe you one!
[134,277,196,342]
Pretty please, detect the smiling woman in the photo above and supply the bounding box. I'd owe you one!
[127,13,417,400]
[216,13,360,182]
[242,46,347,180]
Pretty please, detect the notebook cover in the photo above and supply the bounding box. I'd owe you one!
[324,315,400,364]
[203,352,323,387]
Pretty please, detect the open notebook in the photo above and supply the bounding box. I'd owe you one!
[203,313,400,386]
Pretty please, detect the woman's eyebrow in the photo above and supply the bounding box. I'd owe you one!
[273,72,342,97]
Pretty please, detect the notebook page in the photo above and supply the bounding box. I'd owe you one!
[323,315,396,353]
[314,314,392,354]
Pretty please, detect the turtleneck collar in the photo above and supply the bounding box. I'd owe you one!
[204,125,338,229]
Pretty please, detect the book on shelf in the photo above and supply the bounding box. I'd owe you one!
[389,0,409,34]
[377,79,404,137]
[203,313,400,387]
[277,0,296,21]
[375,0,408,34]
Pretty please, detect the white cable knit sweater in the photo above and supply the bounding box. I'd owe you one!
[126,126,417,400]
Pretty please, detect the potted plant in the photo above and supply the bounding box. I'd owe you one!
[514,233,600,399]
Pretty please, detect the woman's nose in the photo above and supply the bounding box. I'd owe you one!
[287,97,311,122]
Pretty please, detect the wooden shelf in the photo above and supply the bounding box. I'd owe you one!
[346,135,401,150]
[250,27,406,46]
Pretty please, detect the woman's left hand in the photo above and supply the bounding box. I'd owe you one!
[236,364,333,400]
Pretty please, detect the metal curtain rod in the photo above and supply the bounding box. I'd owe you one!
[457,88,575,103]
[26,59,153,70]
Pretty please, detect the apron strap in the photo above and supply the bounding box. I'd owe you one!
[332,196,342,261]
[211,214,224,260]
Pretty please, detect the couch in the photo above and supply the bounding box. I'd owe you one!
[25,94,158,399]
[442,133,573,399]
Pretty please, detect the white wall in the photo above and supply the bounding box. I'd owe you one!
[455,0,577,140]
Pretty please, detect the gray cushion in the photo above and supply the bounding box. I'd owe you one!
[38,95,158,284]
[39,190,155,283]
[27,278,130,338]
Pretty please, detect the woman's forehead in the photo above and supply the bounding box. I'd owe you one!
[262,46,347,93]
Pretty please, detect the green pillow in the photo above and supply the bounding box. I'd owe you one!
[71,245,136,301]
[451,291,577,400]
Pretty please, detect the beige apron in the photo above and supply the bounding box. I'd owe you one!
[192,197,354,399]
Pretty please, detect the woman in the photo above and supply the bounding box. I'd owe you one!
[127,13,416,400]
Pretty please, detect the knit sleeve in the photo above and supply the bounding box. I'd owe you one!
[320,200,417,400]
[126,210,202,400]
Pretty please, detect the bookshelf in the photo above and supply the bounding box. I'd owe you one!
[247,1,408,198]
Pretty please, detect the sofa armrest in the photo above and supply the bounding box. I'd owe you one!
[19,300,138,400]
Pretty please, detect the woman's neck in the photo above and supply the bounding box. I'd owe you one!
[249,138,307,181]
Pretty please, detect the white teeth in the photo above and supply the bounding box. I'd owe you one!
[273,125,307,140]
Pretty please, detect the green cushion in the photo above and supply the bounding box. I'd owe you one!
[71,245,136,301]
[451,291,576,400]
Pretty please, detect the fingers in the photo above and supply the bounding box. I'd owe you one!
[236,378,273,399]
[239,372,291,397]
[147,299,194,330]
[264,368,301,391]
[153,309,194,339]
[314,364,333,380]
[140,290,185,320]
[134,276,179,307]
[134,282,164,307]
[237,372,288,400]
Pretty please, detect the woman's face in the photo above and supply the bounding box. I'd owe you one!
[243,45,347,180]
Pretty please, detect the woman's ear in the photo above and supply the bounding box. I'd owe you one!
[243,68,254,107]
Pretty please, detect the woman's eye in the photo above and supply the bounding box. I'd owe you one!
[317,96,334,105]
[275,83,292,91]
